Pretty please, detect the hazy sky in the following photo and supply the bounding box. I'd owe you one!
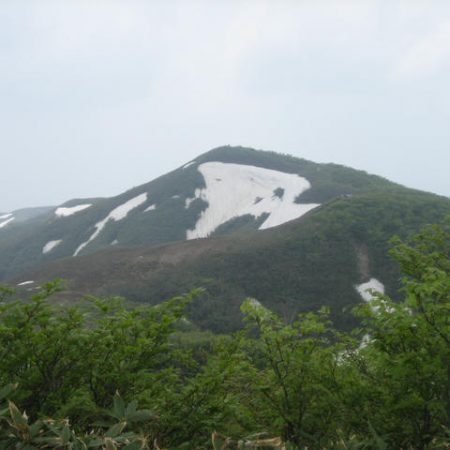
[1,0,450,212]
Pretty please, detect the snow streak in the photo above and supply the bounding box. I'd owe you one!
[0,216,14,229]
[74,193,147,256]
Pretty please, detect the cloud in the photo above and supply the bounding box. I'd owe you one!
[393,20,450,79]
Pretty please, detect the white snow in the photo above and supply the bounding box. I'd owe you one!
[42,239,62,254]
[186,162,320,239]
[0,217,14,229]
[0,213,12,220]
[183,161,196,169]
[248,298,263,308]
[17,280,34,286]
[185,197,196,209]
[144,204,156,212]
[359,334,372,349]
[355,278,385,302]
[245,297,272,318]
[74,193,147,256]
[171,195,180,199]
[55,204,92,217]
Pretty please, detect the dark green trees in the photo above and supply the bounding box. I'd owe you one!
[0,221,449,449]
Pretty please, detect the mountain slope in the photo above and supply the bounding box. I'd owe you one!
[0,206,54,227]
[11,186,450,332]
[0,146,400,280]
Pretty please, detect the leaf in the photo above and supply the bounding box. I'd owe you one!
[105,421,127,438]
[35,437,63,446]
[8,401,28,427]
[124,400,138,416]
[104,437,118,450]
[0,383,17,401]
[28,420,44,438]
[112,393,125,419]
[126,409,153,423]
[87,438,104,447]
[62,424,72,444]
[123,441,144,450]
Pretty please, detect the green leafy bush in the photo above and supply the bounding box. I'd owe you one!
[0,222,449,448]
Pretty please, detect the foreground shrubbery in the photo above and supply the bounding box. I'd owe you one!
[0,223,449,449]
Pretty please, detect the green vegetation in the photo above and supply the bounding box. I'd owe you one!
[25,185,449,334]
[0,161,206,280]
[0,222,449,448]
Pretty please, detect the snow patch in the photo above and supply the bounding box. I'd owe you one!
[355,278,385,302]
[55,204,92,217]
[185,196,197,209]
[17,280,34,286]
[111,239,118,245]
[186,162,320,239]
[144,204,156,212]
[42,239,62,254]
[183,161,196,169]
[0,216,14,229]
[245,298,272,318]
[0,213,12,220]
[74,193,147,256]
[171,195,180,199]
[248,298,263,308]
[359,334,372,349]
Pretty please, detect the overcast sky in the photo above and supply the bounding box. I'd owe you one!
[1,0,450,212]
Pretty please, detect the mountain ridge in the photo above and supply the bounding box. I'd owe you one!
[4,146,449,332]
[0,145,410,281]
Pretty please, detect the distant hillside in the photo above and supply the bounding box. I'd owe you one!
[0,146,401,280]
[0,206,53,226]
[12,186,450,332]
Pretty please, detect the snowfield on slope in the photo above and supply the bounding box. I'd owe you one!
[55,204,92,217]
[74,193,147,256]
[42,239,63,254]
[186,162,320,239]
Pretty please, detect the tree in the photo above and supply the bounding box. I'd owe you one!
[350,221,450,448]
[237,301,342,447]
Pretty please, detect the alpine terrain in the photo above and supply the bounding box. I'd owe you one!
[2,146,450,331]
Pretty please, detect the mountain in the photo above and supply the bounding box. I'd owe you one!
[0,206,54,226]
[0,146,396,280]
[2,146,450,331]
